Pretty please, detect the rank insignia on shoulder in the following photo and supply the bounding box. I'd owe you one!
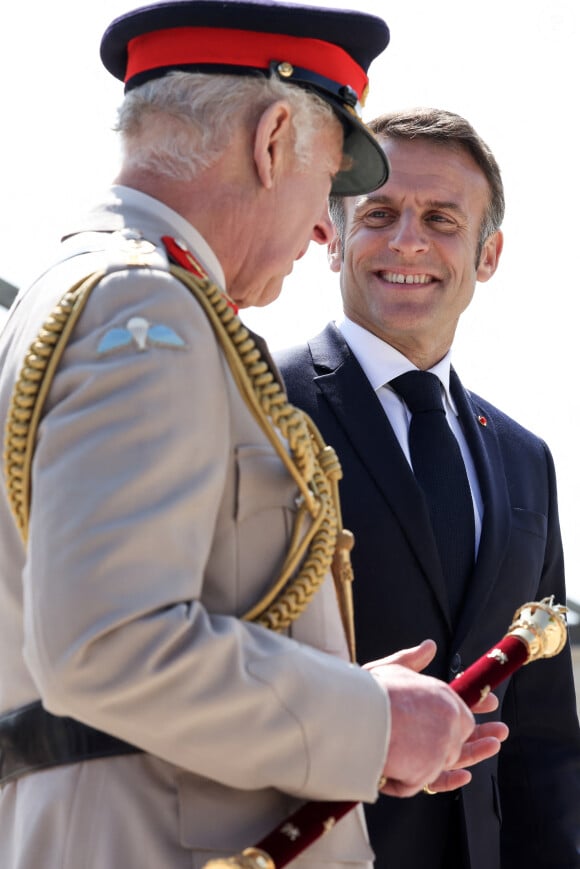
[162,235,239,314]
[110,229,159,265]
[97,316,186,354]
[162,235,208,279]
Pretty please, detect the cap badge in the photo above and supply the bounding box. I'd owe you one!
[277,61,294,78]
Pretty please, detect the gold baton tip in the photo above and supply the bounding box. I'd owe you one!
[509,596,568,662]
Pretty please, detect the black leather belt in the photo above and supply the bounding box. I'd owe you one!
[0,701,142,785]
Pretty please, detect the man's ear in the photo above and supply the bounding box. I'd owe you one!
[253,100,293,190]
[328,234,343,273]
[476,229,504,283]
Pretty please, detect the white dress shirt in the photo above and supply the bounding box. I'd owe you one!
[337,316,483,554]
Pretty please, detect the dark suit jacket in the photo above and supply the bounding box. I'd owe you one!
[277,322,580,869]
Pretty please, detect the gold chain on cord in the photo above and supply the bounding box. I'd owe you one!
[2,265,356,656]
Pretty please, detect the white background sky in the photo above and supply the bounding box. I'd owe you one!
[2,0,580,609]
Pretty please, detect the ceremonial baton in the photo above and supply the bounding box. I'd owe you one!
[204,596,568,869]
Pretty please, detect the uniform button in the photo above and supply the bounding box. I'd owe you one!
[449,652,462,676]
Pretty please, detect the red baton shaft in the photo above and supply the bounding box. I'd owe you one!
[204,597,567,869]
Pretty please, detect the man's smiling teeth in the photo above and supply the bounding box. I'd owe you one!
[381,272,432,284]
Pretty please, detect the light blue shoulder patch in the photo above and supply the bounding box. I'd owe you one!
[98,317,187,356]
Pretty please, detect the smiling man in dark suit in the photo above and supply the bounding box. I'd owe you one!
[277,107,580,869]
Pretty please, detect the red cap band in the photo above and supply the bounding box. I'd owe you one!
[125,26,368,99]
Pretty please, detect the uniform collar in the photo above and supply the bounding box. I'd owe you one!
[64,185,226,291]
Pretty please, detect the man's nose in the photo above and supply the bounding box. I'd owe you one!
[388,215,428,254]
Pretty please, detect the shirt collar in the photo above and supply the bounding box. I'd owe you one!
[337,316,458,415]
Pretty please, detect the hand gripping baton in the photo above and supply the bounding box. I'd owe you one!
[203,596,568,869]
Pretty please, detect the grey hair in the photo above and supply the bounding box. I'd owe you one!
[115,71,339,180]
[330,106,505,264]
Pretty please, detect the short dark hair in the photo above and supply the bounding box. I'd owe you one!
[330,107,505,261]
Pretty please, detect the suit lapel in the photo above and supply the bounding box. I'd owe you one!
[450,371,511,643]
[308,325,453,626]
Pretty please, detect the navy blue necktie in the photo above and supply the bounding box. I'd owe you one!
[390,371,474,622]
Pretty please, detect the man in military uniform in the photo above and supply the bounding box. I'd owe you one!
[0,3,507,867]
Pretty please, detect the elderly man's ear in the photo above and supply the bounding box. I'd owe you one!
[253,101,293,190]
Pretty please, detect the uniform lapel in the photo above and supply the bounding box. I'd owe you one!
[308,324,453,627]
[450,370,511,643]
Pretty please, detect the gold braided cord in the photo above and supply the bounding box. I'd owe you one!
[201,279,318,513]
[3,263,352,645]
[167,265,341,632]
[3,271,107,542]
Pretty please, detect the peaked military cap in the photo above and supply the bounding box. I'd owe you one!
[100,0,390,195]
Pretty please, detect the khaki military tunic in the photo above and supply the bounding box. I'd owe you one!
[0,187,389,868]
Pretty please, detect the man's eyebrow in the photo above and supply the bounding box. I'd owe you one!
[425,199,464,213]
[353,194,466,216]
[351,193,391,214]
[354,193,391,208]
